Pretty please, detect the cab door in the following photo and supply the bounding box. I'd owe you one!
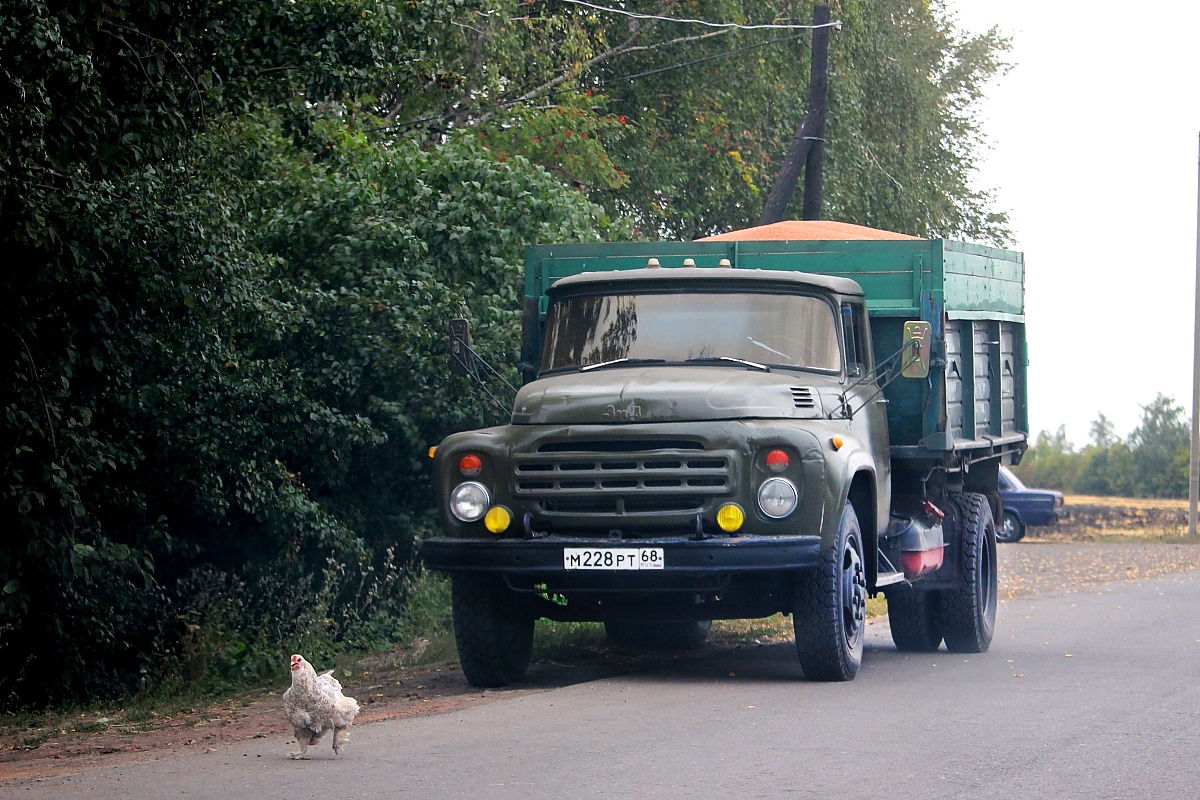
[841,301,891,528]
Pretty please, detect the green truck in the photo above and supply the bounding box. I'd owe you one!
[423,221,1027,685]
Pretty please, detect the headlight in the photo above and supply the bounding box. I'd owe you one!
[450,482,490,522]
[757,477,798,518]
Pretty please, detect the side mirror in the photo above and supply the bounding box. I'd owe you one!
[900,321,932,379]
[449,319,473,376]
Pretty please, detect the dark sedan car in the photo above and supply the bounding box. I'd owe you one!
[997,466,1068,542]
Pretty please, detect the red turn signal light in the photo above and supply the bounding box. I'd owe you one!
[459,454,483,477]
[765,449,789,472]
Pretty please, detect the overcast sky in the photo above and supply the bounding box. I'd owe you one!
[942,1,1200,445]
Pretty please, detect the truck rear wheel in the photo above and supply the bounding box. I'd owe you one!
[451,573,535,688]
[605,620,711,650]
[793,503,866,681]
[940,492,997,653]
[885,586,943,652]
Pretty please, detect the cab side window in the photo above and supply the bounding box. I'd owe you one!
[841,302,872,378]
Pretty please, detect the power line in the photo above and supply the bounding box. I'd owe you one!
[375,30,808,134]
[560,0,842,31]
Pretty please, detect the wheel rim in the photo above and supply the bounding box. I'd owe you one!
[841,536,867,648]
[1000,513,1017,541]
[981,527,997,617]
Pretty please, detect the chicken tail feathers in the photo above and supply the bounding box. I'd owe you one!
[335,694,361,724]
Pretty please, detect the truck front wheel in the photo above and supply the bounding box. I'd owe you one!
[940,492,998,653]
[451,573,535,688]
[793,503,866,681]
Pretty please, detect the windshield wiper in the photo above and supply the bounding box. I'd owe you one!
[683,356,770,372]
[578,358,666,372]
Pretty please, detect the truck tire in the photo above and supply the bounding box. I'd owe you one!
[885,586,943,652]
[940,492,997,653]
[605,620,712,650]
[793,503,867,681]
[451,573,535,688]
[997,510,1025,543]
[986,489,1004,536]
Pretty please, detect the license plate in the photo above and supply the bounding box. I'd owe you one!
[563,547,664,570]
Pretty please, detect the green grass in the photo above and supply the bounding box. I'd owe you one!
[533,621,609,661]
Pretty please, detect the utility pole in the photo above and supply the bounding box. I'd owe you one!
[801,3,831,221]
[1191,132,1199,538]
[758,5,833,225]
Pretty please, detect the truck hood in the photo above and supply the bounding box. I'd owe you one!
[511,367,838,425]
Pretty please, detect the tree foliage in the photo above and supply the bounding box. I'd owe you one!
[377,1,1011,241]
[1014,395,1191,499]
[1,1,606,706]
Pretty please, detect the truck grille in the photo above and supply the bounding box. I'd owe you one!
[513,440,733,518]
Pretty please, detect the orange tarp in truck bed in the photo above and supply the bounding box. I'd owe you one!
[699,220,920,242]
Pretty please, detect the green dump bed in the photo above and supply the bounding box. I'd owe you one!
[523,236,1027,462]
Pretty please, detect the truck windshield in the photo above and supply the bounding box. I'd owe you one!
[540,291,841,373]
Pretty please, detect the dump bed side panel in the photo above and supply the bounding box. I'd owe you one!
[525,239,939,316]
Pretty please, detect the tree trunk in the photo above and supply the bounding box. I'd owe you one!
[758,5,833,225]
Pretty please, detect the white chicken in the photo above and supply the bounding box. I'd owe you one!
[282,654,361,759]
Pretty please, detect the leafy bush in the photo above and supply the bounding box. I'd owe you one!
[1,91,608,706]
[1014,395,1191,499]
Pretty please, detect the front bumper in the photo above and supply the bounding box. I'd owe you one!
[421,533,821,579]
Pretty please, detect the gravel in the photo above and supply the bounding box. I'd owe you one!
[999,541,1200,600]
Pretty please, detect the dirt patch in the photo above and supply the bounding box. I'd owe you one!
[0,657,487,783]
[1035,495,1193,542]
[999,542,1200,600]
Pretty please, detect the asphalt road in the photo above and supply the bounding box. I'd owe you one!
[12,563,1200,800]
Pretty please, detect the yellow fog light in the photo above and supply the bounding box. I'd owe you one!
[484,505,512,534]
[716,503,745,532]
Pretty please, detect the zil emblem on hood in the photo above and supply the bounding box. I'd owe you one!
[603,401,643,420]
